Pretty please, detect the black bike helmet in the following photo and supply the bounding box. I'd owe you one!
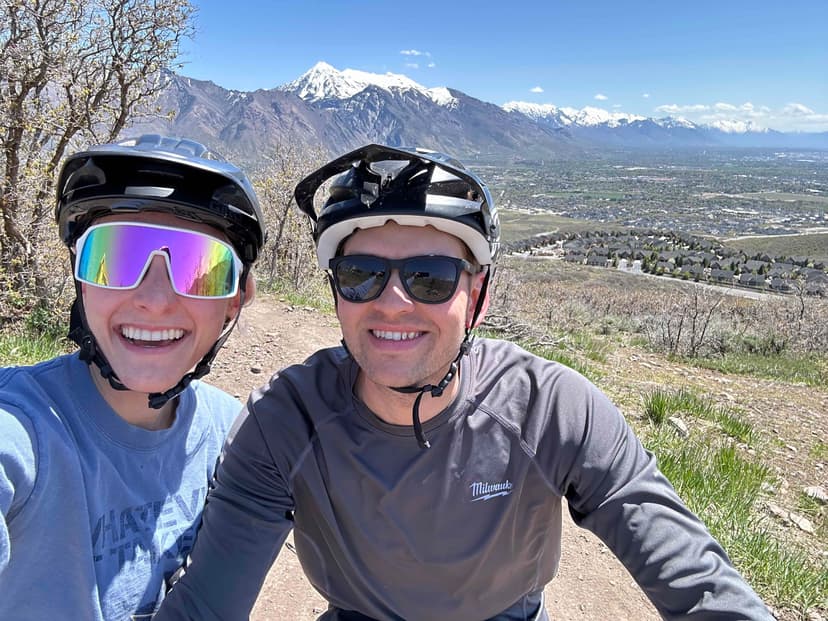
[295,144,500,450]
[55,134,266,408]
[56,134,264,265]
[294,143,500,268]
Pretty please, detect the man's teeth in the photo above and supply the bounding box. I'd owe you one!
[372,330,421,341]
[122,326,184,342]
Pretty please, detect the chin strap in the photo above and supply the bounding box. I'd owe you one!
[391,340,471,449]
[69,272,248,410]
[69,285,131,393]
[145,301,243,408]
[390,267,491,450]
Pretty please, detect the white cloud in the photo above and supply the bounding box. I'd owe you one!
[783,102,815,116]
[655,104,709,114]
[400,49,431,57]
[405,63,419,69]
[427,62,436,68]
[530,86,544,93]
[654,100,828,132]
[642,93,650,99]
[594,93,608,101]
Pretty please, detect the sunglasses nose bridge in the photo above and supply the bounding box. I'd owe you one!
[372,265,409,302]
[138,251,179,293]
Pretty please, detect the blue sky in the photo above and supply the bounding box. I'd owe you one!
[179,0,828,133]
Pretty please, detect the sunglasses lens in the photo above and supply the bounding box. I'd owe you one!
[331,255,463,304]
[402,257,459,303]
[75,223,239,298]
[333,256,387,302]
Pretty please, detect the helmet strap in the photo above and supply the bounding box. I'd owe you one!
[70,262,249,410]
[69,281,130,393]
[147,276,248,409]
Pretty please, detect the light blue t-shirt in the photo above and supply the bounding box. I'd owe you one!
[0,352,240,621]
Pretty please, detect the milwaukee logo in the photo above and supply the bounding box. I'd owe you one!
[470,480,513,502]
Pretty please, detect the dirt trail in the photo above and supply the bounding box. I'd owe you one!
[207,294,662,620]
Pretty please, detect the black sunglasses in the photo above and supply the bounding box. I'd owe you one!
[329,254,481,304]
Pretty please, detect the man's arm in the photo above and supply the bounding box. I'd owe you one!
[552,375,772,619]
[156,405,294,620]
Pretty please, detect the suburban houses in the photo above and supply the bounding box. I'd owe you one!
[503,229,828,297]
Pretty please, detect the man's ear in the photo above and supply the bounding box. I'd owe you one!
[466,269,491,329]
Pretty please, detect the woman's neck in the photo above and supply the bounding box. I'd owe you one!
[89,367,177,430]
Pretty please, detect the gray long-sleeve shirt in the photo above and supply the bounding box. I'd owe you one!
[157,338,771,621]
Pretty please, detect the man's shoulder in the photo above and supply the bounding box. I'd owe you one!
[282,345,351,383]
[469,337,601,412]
[472,337,576,376]
[248,345,351,416]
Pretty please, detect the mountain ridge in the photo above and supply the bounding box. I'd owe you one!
[125,64,828,165]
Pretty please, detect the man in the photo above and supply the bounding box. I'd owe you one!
[157,144,771,620]
[0,135,264,620]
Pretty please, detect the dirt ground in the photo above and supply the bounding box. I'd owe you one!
[208,293,826,620]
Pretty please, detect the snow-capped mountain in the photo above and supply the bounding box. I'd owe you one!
[503,100,762,135]
[125,64,827,166]
[274,63,575,158]
[280,61,458,109]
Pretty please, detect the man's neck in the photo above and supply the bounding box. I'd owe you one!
[356,369,462,427]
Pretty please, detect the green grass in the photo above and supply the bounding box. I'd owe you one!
[566,331,610,364]
[797,492,827,539]
[477,327,603,384]
[642,387,716,425]
[497,209,628,243]
[532,345,602,384]
[722,232,828,264]
[690,352,827,387]
[0,331,67,366]
[735,192,828,206]
[715,410,756,445]
[730,529,828,613]
[259,278,335,314]
[645,427,827,613]
[641,387,755,445]
[810,441,828,461]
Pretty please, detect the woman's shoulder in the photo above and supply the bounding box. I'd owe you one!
[189,380,243,425]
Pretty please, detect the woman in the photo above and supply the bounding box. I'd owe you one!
[0,135,265,620]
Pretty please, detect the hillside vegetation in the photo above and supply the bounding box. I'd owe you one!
[725,232,828,264]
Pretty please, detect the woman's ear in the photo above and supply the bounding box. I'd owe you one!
[241,273,257,307]
[227,273,256,324]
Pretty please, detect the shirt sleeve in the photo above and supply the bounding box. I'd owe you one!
[551,372,772,620]
[156,402,294,620]
[0,407,38,573]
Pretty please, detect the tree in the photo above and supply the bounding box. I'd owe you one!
[251,142,328,295]
[0,0,194,312]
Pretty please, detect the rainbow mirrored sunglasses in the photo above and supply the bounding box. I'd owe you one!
[73,222,242,299]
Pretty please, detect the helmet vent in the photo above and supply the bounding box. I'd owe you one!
[124,185,174,198]
[360,181,379,207]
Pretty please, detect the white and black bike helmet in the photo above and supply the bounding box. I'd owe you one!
[294,143,500,269]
